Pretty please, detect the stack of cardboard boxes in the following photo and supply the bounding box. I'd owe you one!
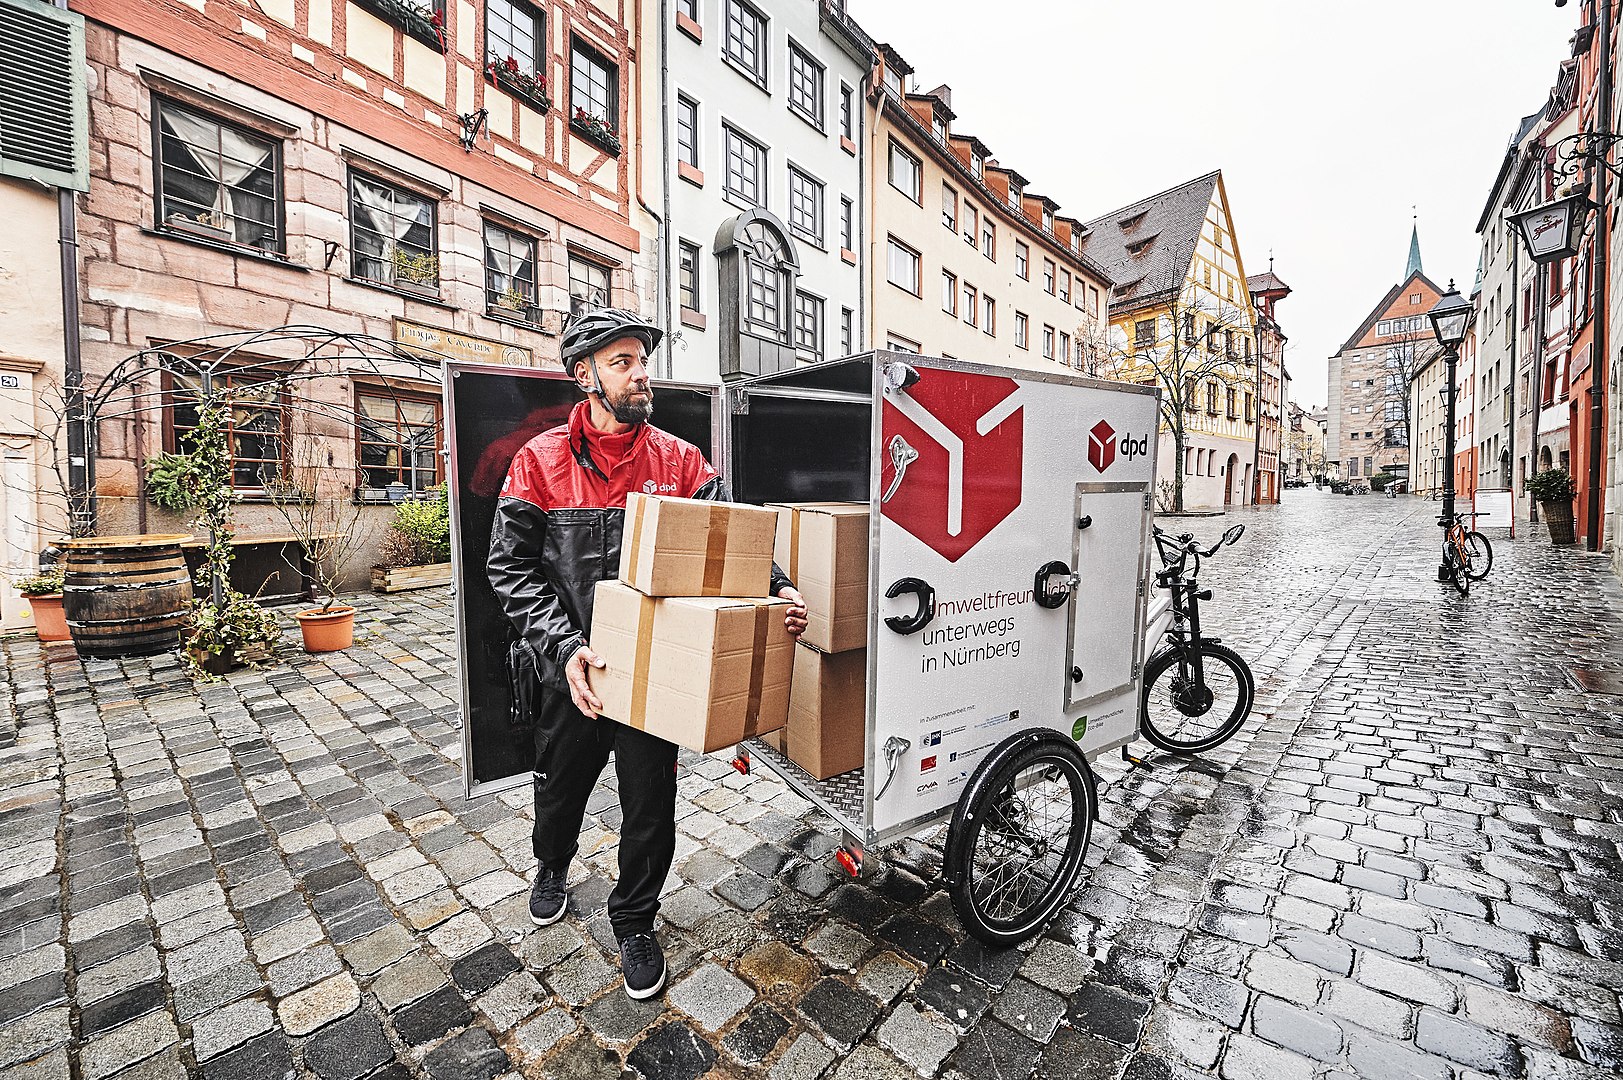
[588,494,795,753]
[768,503,869,779]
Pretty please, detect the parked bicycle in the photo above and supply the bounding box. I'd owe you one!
[1438,511,1492,596]
[1141,524,1256,755]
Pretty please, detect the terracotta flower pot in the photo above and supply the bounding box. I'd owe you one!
[23,594,71,642]
[295,606,356,652]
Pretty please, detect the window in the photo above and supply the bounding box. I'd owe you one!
[887,333,920,353]
[1089,287,1100,317]
[1349,457,1360,477]
[886,236,920,295]
[678,240,700,311]
[1014,311,1028,350]
[942,184,957,231]
[1059,331,1070,363]
[1206,382,1218,414]
[724,0,768,88]
[357,388,441,495]
[971,151,983,177]
[167,365,289,491]
[982,220,995,259]
[350,173,437,291]
[483,221,537,317]
[723,124,766,208]
[983,295,995,336]
[840,196,854,251]
[942,270,957,314]
[888,141,921,203]
[1384,400,1403,422]
[1008,179,1022,207]
[840,83,854,140]
[883,66,902,100]
[1364,456,1374,474]
[1042,206,1054,232]
[568,252,611,314]
[155,98,282,252]
[1226,388,1238,419]
[1043,259,1055,294]
[788,42,824,129]
[1134,319,1155,349]
[1244,392,1255,422]
[1059,270,1070,303]
[676,94,699,167]
[963,203,978,246]
[1015,241,1028,279]
[793,291,823,360]
[963,283,978,327]
[487,0,543,80]
[841,308,853,356]
[1042,325,1055,359]
[677,0,698,18]
[788,165,824,245]
[570,38,618,134]
[744,252,782,337]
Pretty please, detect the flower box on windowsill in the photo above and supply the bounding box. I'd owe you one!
[570,114,622,156]
[488,302,541,327]
[487,59,550,114]
[352,0,446,52]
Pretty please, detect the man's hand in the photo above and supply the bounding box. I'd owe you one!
[565,645,606,718]
[778,587,809,639]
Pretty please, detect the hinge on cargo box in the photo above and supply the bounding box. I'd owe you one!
[1136,578,1146,597]
[1131,660,1142,679]
[730,389,750,415]
[1143,492,1152,511]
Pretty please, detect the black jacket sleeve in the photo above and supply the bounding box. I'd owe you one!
[488,496,586,674]
[692,475,794,597]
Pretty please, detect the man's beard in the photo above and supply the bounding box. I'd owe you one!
[607,385,653,425]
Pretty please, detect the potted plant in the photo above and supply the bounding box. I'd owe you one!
[146,451,202,513]
[485,53,550,112]
[390,246,440,296]
[1526,468,1577,545]
[570,108,621,155]
[371,485,453,592]
[186,587,281,676]
[167,208,233,242]
[12,566,68,643]
[270,443,376,652]
[492,284,537,322]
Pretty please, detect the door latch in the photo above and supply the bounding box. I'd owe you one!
[881,434,919,503]
[1034,560,1080,609]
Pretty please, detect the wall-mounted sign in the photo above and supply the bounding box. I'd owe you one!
[0,375,20,390]
[393,319,535,368]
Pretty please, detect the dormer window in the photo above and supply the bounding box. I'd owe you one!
[971,152,983,178]
[1007,181,1021,208]
[883,66,902,99]
[1042,206,1054,232]
[932,113,947,142]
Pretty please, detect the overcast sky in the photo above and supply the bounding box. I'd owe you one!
[847,0,1581,407]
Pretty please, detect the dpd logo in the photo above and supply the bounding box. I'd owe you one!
[641,480,678,494]
[880,370,1025,562]
[1088,419,1148,473]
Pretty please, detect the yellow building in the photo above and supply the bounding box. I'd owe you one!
[863,43,1110,368]
[1083,171,1259,511]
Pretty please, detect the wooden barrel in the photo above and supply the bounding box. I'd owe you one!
[60,534,195,659]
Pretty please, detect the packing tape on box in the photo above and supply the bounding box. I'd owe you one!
[627,493,652,585]
[628,592,656,729]
[742,601,771,739]
[701,503,730,595]
[786,507,801,584]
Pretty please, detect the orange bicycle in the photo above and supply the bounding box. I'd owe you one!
[1439,511,1492,596]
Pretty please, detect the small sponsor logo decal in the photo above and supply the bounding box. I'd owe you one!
[916,781,939,795]
[920,755,937,773]
[1071,715,1088,742]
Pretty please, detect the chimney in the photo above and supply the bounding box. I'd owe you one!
[924,83,952,110]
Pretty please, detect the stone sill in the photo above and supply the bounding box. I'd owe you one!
[678,161,704,188]
[676,11,702,42]
[680,309,707,330]
[146,226,308,271]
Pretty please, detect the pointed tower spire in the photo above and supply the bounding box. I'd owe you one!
[1406,216,1423,279]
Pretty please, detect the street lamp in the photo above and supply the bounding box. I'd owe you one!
[1507,192,1590,264]
[1427,281,1471,581]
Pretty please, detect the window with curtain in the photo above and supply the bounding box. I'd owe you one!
[487,0,543,77]
[155,98,282,252]
[570,38,617,129]
[568,253,612,315]
[356,389,442,495]
[166,366,289,491]
[483,221,537,317]
[678,240,700,311]
[349,173,437,291]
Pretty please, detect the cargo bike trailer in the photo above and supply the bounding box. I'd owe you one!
[445,351,1240,948]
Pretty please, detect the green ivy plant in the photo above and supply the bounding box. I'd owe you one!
[186,587,282,674]
[146,452,203,512]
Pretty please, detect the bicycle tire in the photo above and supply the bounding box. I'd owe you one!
[943,729,1094,947]
[1449,552,1470,596]
[1139,642,1254,755]
[1464,531,1493,581]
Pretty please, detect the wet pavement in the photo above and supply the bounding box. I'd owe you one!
[2,489,1623,1079]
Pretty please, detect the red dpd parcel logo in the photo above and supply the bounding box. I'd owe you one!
[881,370,1023,562]
[1088,420,1117,472]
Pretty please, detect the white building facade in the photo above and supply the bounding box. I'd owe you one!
[640,0,871,383]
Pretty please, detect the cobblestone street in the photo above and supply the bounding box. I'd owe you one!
[3,491,1623,1080]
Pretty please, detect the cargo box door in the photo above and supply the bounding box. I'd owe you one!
[1066,483,1151,711]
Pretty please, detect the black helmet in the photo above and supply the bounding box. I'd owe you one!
[560,307,663,366]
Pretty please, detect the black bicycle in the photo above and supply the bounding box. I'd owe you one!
[1141,524,1256,755]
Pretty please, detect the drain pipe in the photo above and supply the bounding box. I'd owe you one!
[54,0,91,537]
[1583,0,1611,551]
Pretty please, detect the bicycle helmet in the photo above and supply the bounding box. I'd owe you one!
[561,308,662,366]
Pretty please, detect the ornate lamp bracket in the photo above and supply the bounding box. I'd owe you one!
[1549,130,1623,189]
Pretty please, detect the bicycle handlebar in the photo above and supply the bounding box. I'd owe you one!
[1151,523,1244,577]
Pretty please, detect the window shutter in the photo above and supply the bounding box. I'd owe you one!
[0,0,88,191]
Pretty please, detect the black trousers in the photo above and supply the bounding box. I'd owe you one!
[531,689,678,939]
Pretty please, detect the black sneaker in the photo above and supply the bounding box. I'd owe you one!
[619,932,666,1000]
[529,864,568,926]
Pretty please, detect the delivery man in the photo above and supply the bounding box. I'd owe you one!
[487,307,807,1000]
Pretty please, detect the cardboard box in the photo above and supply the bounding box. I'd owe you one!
[619,493,779,598]
[756,726,783,753]
[786,643,867,780]
[769,502,869,654]
[588,580,793,753]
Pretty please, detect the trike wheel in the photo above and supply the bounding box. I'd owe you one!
[1140,642,1254,755]
[944,728,1094,946]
